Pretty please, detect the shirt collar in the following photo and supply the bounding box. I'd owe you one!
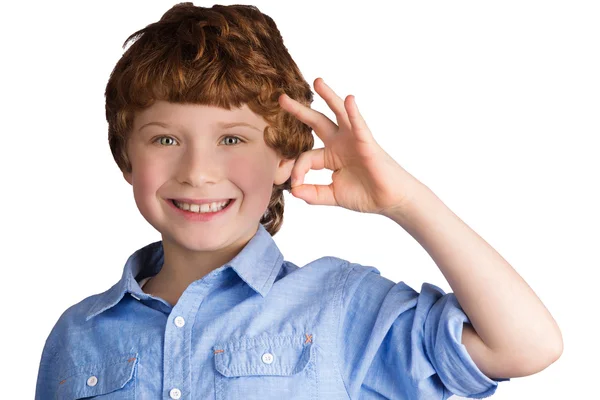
[85,224,284,321]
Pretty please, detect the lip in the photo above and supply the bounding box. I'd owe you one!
[171,198,233,205]
[167,198,235,222]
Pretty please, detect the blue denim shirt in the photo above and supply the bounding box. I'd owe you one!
[35,224,508,399]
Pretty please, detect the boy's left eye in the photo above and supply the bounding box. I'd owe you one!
[221,136,243,145]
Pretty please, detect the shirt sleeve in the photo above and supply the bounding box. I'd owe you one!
[336,262,510,400]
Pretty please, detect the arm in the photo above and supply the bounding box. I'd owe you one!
[278,76,563,379]
[382,182,563,379]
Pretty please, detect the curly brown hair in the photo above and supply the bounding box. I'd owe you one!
[105,2,315,236]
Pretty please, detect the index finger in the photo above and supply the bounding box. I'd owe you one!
[278,92,338,144]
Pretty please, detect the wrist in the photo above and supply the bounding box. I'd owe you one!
[381,182,435,225]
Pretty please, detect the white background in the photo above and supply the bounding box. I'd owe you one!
[1,1,598,398]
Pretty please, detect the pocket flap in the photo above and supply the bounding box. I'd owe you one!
[57,352,138,399]
[214,334,313,377]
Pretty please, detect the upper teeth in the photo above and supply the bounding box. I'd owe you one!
[174,199,230,213]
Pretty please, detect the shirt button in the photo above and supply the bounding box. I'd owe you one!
[86,375,98,386]
[169,388,182,399]
[174,316,185,328]
[262,352,274,364]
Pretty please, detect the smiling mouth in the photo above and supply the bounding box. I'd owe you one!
[171,199,233,213]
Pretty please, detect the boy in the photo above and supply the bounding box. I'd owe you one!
[35,3,562,399]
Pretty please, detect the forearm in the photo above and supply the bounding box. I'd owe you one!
[385,183,563,358]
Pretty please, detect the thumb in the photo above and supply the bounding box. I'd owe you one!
[291,182,336,206]
[291,184,309,202]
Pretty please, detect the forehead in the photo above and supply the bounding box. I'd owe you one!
[133,100,267,131]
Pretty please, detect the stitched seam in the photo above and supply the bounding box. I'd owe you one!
[58,354,137,380]
[220,365,304,375]
[314,342,319,400]
[334,260,355,399]
[133,358,137,400]
[58,359,132,381]
[39,338,60,390]
[213,334,305,351]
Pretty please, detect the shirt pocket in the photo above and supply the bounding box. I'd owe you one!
[213,334,316,400]
[55,352,138,400]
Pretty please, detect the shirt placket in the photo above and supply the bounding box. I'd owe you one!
[163,277,215,399]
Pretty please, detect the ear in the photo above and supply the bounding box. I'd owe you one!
[123,170,133,186]
[274,157,296,186]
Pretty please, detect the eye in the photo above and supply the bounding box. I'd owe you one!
[153,136,178,146]
[221,136,244,146]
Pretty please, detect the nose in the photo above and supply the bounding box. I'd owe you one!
[175,145,222,187]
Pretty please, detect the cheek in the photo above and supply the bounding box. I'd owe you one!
[131,154,167,197]
[228,154,275,200]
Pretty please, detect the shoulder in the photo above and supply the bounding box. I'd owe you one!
[43,286,115,348]
[281,255,379,280]
[280,256,401,298]
[39,284,127,373]
[284,255,381,273]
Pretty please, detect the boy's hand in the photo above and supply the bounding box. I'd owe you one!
[279,78,424,217]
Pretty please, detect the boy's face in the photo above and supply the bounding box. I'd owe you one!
[124,100,294,253]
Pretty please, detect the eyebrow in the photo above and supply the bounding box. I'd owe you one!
[138,121,262,133]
